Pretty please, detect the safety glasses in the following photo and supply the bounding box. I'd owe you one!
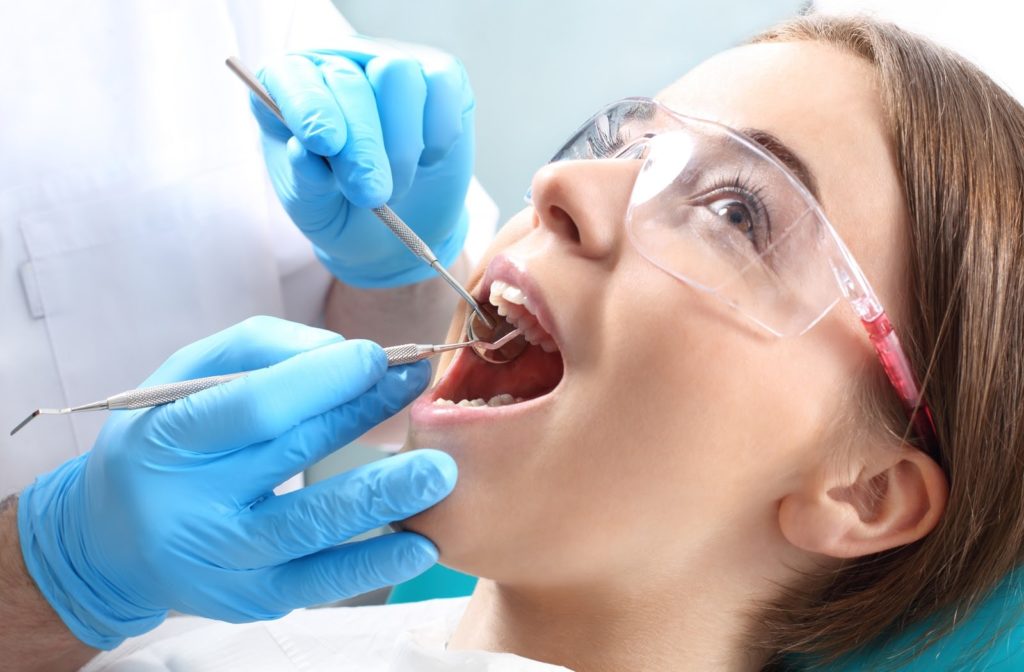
[542,97,938,452]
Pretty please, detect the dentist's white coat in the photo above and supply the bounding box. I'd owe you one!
[0,1,352,495]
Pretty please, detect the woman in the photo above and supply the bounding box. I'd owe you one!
[88,13,1024,672]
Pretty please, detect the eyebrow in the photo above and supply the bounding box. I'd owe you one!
[738,128,821,201]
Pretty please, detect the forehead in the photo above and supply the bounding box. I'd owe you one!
[658,41,910,315]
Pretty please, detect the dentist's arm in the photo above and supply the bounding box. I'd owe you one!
[3,317,457,667]
[0,496,95,672]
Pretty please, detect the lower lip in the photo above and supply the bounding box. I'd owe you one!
[409,349,558,429]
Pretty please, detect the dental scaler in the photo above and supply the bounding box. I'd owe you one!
[9,331,523,437]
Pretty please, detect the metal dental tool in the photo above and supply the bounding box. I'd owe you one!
[9,330,523,436]
[225,56,493,329]
[466,305,530,364]
[381,328,522,366]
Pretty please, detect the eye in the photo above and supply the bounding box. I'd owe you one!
[692,180,772,253]
[707,196,756,241]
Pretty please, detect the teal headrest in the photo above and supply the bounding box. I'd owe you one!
[800,569,1024,671]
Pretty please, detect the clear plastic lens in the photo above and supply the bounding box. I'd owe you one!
[534,98,871,337]
[549,98,661,162]
[620,114,847,336]
[533,98,934,449]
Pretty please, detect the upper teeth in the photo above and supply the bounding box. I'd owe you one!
[491,280,528,307]
[489,280,530,312]
[488,281,558,352]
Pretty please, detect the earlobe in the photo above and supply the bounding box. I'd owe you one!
[779,447,948,559]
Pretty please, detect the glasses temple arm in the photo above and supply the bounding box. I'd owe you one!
[861,311,940,453]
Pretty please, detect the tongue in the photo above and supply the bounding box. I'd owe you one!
[437,341,564,402]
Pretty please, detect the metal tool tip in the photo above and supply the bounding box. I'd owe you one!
[475,328,523,351]
[475,308,496,330]
[10,409,41,436]
[491,328,522,349]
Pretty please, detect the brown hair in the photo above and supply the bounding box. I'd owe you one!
[750,14,1024,669]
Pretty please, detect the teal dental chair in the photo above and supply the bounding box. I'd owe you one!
[388,564,479,604]
[820,567,1024,671]
[390,566,1024,670]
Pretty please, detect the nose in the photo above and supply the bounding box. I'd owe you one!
[527,159,641,261]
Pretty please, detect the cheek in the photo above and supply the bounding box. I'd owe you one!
[592,264,853,504]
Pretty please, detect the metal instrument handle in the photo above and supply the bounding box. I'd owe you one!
[383,344,433,366]
[108,337,481,410]
[106,372,249,410]
[371,206,434,262]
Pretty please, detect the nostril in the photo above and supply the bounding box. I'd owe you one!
[547,204,581,244]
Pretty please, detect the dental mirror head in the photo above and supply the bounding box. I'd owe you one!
[466,303,529,364]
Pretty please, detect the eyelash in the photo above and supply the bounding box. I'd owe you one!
[700,172,773,250]
[589,124,627,158]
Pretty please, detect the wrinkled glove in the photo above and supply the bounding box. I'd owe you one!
[254,38,474,288]
[18,316,457,649]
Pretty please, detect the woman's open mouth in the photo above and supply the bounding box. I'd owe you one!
[413,259,565,423]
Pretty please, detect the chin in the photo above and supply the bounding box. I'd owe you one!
[396,474,489,574]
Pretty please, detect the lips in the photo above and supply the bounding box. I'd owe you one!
[411,256,565,425]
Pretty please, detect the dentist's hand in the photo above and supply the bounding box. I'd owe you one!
[17,317,456,650]
[253,39,475,288]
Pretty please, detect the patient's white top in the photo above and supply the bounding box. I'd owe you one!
[81,598,572,672]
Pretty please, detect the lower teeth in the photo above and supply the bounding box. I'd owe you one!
[433,394,525,408]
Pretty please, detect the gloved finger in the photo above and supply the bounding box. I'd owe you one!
[237,450,456,565]
[306,37,408,69]
[248,85,291,140]
[274,136,348,235]
[418,50,472,165]
[231,361,431,496]
[316,53,391,209]
[260,54,347,159]
[364,55,427,203]
[146,339,387,453]
[262,532,439,611]
[143,316,343,387]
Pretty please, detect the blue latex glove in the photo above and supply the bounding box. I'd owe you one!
[253,38,475,288]
[17,316,457,650]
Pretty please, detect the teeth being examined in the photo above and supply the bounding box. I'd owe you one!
[433,394,524,407]
[488,280,558,352]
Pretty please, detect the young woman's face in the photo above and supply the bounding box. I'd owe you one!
[402,41,910,585]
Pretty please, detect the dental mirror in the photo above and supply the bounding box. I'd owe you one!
[466,304,529,364]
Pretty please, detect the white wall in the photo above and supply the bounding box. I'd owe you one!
[335,0,805,219]
[815,0,1024,102]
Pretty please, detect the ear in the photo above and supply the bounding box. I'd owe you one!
[778,444,948,558]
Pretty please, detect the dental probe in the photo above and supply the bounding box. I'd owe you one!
[9,330,522,437]
[225,57,493,329]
